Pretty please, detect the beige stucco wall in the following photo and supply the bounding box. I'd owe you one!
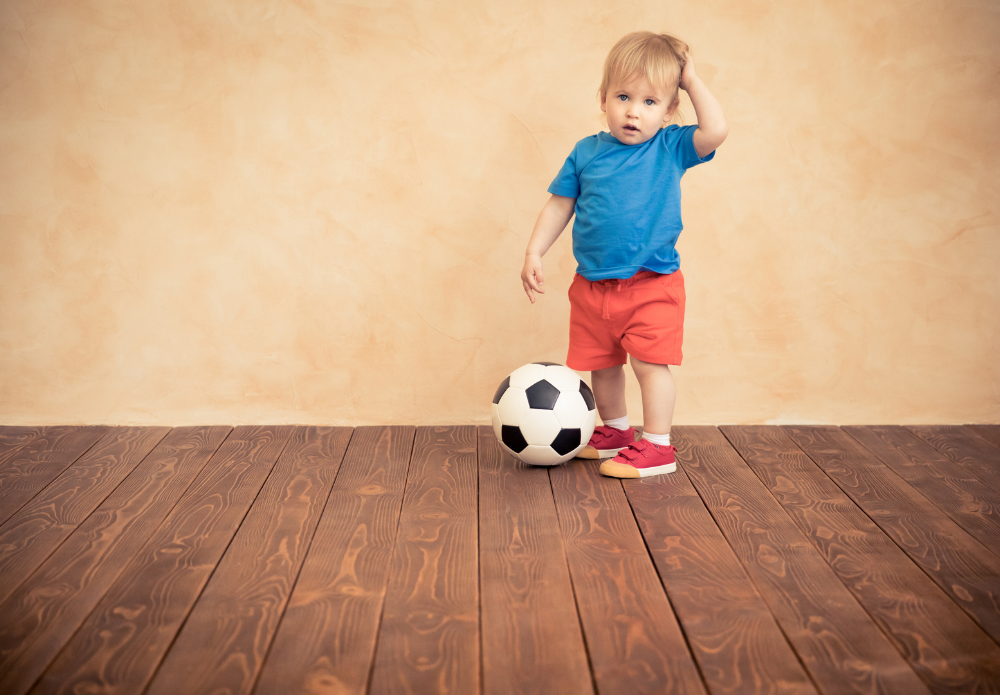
[1,0,998,426]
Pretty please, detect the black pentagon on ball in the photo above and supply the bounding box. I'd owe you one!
[525,379,560,410]
[501,424,528,453]
[578,380,596,411]
[492,375,510,404]
[534,361,561,366]
[551,428,582,456]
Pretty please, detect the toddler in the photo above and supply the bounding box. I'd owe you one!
[520,31,727,478]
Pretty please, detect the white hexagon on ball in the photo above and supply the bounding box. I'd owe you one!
[544,364,585,394]
[508,363,547,389]
[519,408,563,447]
[552,391,589,430]
[496,385,530,428]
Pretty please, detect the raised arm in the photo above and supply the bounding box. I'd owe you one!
[680,53,728,159]
[521,194,576,303]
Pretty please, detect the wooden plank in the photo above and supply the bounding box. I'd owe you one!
[477,426,592,694]
[970,424,1000,451]
[254,426,415,695]
[908,426,1000,496]
[151,426,354,688]
[368,426,479,694]
[0,425,230,694]
[32,425,293,694]
[786,426,1000,646]
[674,426,927,694]
[723,425,1000,693]
[622,463,816,694]
[0,427,45,467]
[147,426,353,693]
[0,427,169,606]
[549,457,705,694]
[0,426,109,525]
[845,426,1000,556]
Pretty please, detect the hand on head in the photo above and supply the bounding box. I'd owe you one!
[679,52,697,92]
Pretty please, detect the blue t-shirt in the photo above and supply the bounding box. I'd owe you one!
[548,124,714,281]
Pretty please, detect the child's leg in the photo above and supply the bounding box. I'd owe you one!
[577,364,634,460]
[597,356,677,478]
[629,356,676,435]
[591,365,627,422]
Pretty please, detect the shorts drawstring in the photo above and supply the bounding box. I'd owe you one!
[601,280,627,320]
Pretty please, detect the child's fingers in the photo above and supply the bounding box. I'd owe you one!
[523,281,535,303]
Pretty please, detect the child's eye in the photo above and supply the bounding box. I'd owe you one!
[617,94,628,101]
[645,99,655,106]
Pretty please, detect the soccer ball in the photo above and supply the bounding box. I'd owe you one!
[491,362,598,466]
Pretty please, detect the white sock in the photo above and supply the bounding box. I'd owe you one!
[602,415,630,431]
[642,431,671,447]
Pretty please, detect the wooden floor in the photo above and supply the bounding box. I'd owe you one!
[0,425,999,694]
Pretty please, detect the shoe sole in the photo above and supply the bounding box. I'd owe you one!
[578,445,630,460]
[599,460,677,478]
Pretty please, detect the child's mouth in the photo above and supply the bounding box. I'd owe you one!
[624,124,639,133]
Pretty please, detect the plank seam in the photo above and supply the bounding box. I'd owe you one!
[906,426,1000,498]
[250,426,357,694]
[725,426,953,690]
[476,428,484,696]
[0,427,110,529]
[784,426,1000,650]
[686,428,823,693]
[364,426,419,695]
[0,427,171,609]
[546,463,598,695]
[25,426,234,694]
[844,426,1000,557]
[140,426,295,694]
[617,477,709,692]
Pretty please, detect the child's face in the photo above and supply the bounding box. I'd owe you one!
[601,72,677,145]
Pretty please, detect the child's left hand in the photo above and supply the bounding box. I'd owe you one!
[679,52,697,92]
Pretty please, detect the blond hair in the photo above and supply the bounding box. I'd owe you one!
[599,31,689,120]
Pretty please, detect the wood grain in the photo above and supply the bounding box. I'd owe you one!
[674,426,927,694]
[785,426,1000,646]
[908,426,1000,496]
[970,425,1000,451]
[254,426,415,695]
[723,425,1000,693]
[622,461,816,694]
[148,426,353,693]
[549,457,705,695]
[32,425,293,694]
[0,425,230,694]
[0,427,169,606]
[477,426,592,694]
[0,426,108,526]
[844,425,1000,556]
[0,427,46,467]
[368,426,479,694]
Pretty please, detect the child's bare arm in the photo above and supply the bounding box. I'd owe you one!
[680,53,728,158]
[521,194,576,303]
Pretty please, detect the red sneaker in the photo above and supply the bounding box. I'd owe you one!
[599,439,677,478]
[578,425,636,460]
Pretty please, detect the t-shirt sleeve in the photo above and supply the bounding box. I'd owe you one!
[547,147,580,198]
[672,124,716,169]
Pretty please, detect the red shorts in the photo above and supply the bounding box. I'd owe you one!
[567,269,685,371]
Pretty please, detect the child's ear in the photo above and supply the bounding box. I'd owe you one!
[600,93,607,113]
[662,96,680,124]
